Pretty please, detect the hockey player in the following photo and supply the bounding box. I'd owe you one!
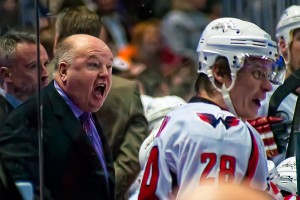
[129,95,186,199]
[252,5,300,164]
[276,5,300,80]
[137,17,280,199]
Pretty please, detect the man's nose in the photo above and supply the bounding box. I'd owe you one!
[262,79,273,92]
[98,65,111,77]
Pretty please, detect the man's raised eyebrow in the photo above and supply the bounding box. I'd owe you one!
[86,55,99,60]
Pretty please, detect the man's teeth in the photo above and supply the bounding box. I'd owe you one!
[95,84,106,95]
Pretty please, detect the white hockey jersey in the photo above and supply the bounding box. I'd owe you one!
[137,97,269,200]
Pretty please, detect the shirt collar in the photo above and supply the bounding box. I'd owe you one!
[0,88,22,108]
[189,95,227,111]
[54,80,84,118]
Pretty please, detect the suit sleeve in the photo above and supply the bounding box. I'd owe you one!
[114,83,149,199]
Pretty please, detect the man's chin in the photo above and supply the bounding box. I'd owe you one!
[14,86,37,101]
[41,82,49,88]
[88,101,105,113]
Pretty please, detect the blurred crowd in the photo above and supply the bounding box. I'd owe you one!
[0,0,221,102]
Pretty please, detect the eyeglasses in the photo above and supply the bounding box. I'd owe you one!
[251,68,272,80]
[241,56,278,81]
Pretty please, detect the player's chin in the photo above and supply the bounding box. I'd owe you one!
[250,99,261,110]
[246,106,259,120]
[237,105,258,120]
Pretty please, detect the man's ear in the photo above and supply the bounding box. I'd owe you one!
[0,67,12,83]
[58,62,69,82]
[212,64,231,88]
[212,64,225,84]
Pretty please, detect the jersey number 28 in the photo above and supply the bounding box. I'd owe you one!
[201,152,236,184]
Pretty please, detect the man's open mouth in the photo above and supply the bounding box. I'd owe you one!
[253,99,261,106]
[94,83,106,97]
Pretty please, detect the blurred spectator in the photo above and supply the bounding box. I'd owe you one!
[138,71,170,97]
[118,18,197,100]
[161,0,210,67]
[0,0,22,35]
[119,0,171,21]
[118,19,179,97]
[40,25,55,60]
[41,0,85,14]
[201,0,221,20]
[54,5,102,50]
[166,62,197,100]
[149,0,172,19]
[95,0,131,55]
[129,19,181,73]
[17,0,53,32]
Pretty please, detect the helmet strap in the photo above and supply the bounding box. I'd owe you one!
[210,71,239,116]
[221,83,238,117]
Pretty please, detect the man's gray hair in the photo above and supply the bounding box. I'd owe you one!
[0,30,36,67]
[53,37,75,70]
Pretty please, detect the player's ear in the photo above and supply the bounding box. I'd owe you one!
[212,63,231,88]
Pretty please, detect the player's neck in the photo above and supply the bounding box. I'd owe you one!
[197,91,227,110]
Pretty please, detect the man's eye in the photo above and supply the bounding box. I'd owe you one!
[88,63,99,68]
[44,61,50,67]
[106,65,112,70]
[252,70,264,79]
[29,64,37,69]
[251,69,270,80]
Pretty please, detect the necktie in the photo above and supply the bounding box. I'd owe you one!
[79,112,108,181]
[80,112,93,141]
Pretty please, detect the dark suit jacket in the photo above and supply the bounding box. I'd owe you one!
[0,158,23,200]
[0,95,23,199]
[0,95,13,127]
[95,75,148,199]
[0,81,115,200]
